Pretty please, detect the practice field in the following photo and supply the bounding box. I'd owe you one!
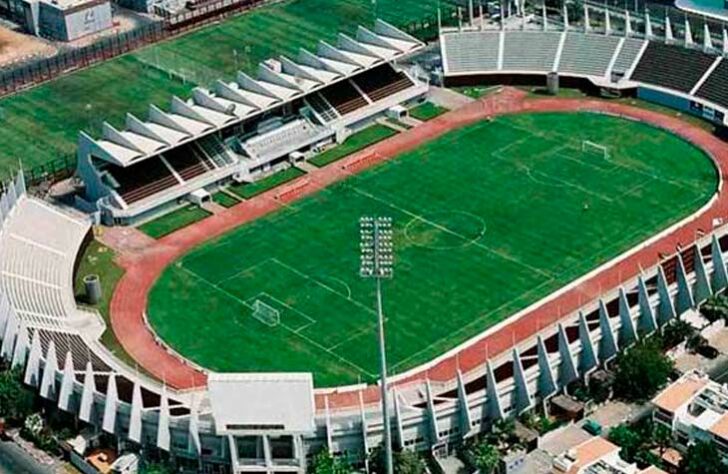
[0,0,454,177]
[147,113,717,387]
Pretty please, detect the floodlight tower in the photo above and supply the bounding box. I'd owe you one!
[359,216,394,474]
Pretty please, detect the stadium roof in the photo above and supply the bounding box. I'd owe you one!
[208,372,315,434]
[79,20,423,168]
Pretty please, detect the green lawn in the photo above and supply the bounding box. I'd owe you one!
[229,167,306,199]
[139,205,212,238]
[0,0,457,178]
[73,240,138,368]
[453,85,501,99]
[147,113,717,387]
[212,191,241,208]
[409,102,449,121]
[309,125,398,168]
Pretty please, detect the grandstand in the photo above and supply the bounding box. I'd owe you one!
[4,158,728,471]
[630,42,717,93]
[558,33,622,77]
[440,25,728,127]
[77,20,428,225]
[7,8,728,474]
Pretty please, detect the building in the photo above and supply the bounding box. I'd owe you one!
[651,370,728,464]
[76,21,428,225]
[552,437,668,474]
[0,0,112,41]
[5,16,728,474]
[675,0,728,22]
[440,10,728,129]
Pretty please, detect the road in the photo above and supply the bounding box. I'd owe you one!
[0,439,54,474]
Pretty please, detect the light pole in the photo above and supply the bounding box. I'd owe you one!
[360,216,394,474]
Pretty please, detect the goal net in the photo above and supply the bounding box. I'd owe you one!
[581,140,610,159]
[252,299,280,327]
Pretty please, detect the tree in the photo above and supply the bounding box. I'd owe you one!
[608,424,643,463]
[661,320,695,350]
[467,441,500,474]
[679,441,723,474]
[613,338,673,402]
[0,368,35,423]
[685,333,707,352]
[307,449,351,474]
[488,418,517,449]
[651,423,672,459]
[368,446,425,474]
[139,462,176,474]
[699,294,728,323]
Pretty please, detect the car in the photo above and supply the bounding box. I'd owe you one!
[582,419,602,436]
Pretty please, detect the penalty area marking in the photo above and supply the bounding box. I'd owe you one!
[174,264,374,378]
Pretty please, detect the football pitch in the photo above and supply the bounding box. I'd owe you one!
[147,113,717,387]
[0,0,452,176]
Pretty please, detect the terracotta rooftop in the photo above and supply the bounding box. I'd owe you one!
[709,411,728,441]
[652,375,708,414]
[556,437,618,474]
[640,466,669,474]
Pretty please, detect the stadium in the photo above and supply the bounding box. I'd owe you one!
[2,1,728,472]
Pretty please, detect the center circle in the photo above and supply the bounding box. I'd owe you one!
[403,211,487,250]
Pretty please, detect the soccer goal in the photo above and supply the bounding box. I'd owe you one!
[581,140,610,159]
[252,299,280,327]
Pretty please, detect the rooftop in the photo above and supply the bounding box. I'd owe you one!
[553,437,668,474]
[652,371,709,414]
[208,372,315,435]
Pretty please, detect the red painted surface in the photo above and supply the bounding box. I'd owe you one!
[109,88,728,410]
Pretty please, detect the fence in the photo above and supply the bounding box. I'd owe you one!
[0,0,274,96]
[0,0,458,97]
[24,154,77,188]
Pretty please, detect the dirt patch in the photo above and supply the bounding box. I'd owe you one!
[0,26,57,67]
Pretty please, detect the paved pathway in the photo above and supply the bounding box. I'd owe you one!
[428,85,477,108]
[0,439,55,474]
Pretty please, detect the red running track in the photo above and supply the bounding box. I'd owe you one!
[109,88,728,409]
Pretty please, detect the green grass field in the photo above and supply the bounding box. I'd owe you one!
[212,191,241,208]
[310,124,398,167]
[229,166,306,199]
[73,240,142,368]
[409,102,449,121]
[0,0,455,177]
[139,205,212,238]
[147,113,717,387]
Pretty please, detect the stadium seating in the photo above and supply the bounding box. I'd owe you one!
[164,145,210,182]
[558,34,621,77]
[36,329,110,372]
[441,31,500,73]
[319,80,368,116]
[105,158,179,205]
[630,42,716,93]
[0,197,90,330]
[502,31,561,72]
[610,38,645,75]
[196,135,236,168]
[695,60,728,109]
[306,93,339,123]
[352,64,414,102]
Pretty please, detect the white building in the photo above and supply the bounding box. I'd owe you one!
[652,370,728,463]
[553,437,667,474]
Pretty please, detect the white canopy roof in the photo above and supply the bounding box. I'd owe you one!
[79,20,423,168]
[208,372,315,434]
